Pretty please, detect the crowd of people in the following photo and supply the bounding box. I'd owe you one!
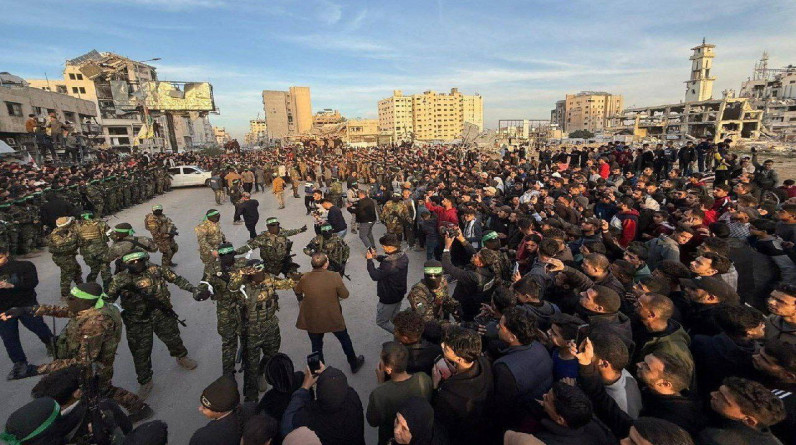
[0,139,795,445]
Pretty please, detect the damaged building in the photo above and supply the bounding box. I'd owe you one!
[27,50,216,152]
[739,53,796,142]
[607,40,762,143]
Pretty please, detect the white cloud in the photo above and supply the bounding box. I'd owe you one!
[315,0,343,24]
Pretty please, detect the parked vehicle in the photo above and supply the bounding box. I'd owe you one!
[167,165,212,188]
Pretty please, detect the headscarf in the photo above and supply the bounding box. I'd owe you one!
[256,353,302,420]
[294,367,364,445]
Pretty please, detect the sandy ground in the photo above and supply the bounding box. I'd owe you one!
[0,185,421,443]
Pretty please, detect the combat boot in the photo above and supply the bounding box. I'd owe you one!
[128,404,154,423]
[177,356,198,370]
[138,381,153,400]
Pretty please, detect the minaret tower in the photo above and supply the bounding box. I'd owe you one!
[685,38,716,102]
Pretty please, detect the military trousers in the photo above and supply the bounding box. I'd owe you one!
[243,316,280,402]
[216,300,241,376]
[122,309,188,385]
[155,238,178,267]
[51,253,83,297]
[81,246,112,290]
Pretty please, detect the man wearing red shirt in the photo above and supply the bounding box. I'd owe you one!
[424,194,458,228]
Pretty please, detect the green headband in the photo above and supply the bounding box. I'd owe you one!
[320,224,333,232]
[122,251,148,263]
[482,231,499,243]
[81,212,93,220]
[70,287,106,309]
[266,217,279,225]
[152,205,163,211]
[204,210,220,220]
[0,401,60,445]
[114,227,134,235]
[424,267,443,275]
[251,262,265,271]
[217,246,235,255]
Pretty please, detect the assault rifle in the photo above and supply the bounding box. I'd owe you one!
[122,285,187,327]
[79,363,114,445]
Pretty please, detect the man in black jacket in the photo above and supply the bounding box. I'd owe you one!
[0,245,54,380]
[392,310,441,376]
[367,234,409,333]
[190,375,246,445]
[321,199,347,238]
[347,189,377,249]
[534,382,616,445]
[432,325,493,444]
[234,193,259,239]
[441,234,498,321]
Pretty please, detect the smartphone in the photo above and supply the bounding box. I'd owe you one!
[575,324,590,347]
[307,352,321,375]
[512,262,520,275]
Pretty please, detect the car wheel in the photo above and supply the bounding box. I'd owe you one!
[204,179,211,187]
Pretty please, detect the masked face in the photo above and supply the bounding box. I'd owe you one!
[424,274,442,289]
[208,214,221,223]
[267,225,280,235]
[127,260,147,274]
[219,254,235,268]
[67,296,94,314]
[153,210,163,216]
[322,231,332,239]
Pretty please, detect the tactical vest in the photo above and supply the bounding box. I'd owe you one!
[77,221,103,241]
[55,305,122,360]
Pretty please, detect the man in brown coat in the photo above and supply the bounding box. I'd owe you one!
[294,252,365,373]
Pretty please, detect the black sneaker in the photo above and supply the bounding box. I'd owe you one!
[128,404,154,423]
[7,362,39,380]
[6,362,26,381]
[349,355,365,374]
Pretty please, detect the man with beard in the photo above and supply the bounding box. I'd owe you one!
[441,230,499,322]
[752,339,796,444]
[106,251,201,400]
[195,243,247,377]
[406,260,458,324]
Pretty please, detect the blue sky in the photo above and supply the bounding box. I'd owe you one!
[2,0,794,139]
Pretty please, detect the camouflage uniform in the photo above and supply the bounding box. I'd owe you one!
[235,226,306,276]
[199,257,247,375]
[0,204,17,254]
[47,225,83,297]
[303,234,350,274]
[85,181,104,217]
[327,180,343,207]
[105,236,159,273]
[76,219,112,289]
[10,200,36,255]
[380,200,410,238]
[407,278,458,323]
[106,264,196,385]
[144,213,178,267]
[195,219,226,269]
[228,270,295,401]
[289,167,301,198]
[33,303,146,413]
